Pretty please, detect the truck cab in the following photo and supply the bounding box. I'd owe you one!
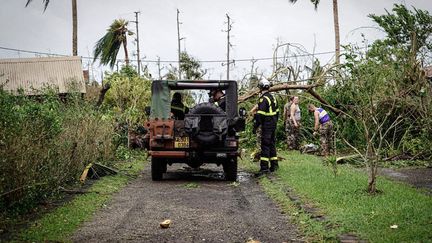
[144,80,246,181]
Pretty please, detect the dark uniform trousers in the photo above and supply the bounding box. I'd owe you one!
[260,116,278,171]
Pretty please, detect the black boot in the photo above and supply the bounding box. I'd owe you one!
[255,160,270,177]
[270,160,279,172]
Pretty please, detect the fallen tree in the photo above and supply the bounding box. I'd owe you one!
[238,64,343,115]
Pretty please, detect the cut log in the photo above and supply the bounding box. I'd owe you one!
[336,154,361,164]
[79,163,117,184]
[79,163,93,184]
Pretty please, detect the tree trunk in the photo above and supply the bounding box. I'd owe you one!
[238,83,319,103]
[332,0,340,65]
[123,37,129,66]
[367,161,378,194]
[238,83,342,115]
[96,83,111,107]
[72,0,78,56]
[308,89,342,115]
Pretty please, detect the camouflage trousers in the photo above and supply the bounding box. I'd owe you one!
[286,119,301,150]
[319,121,334,156]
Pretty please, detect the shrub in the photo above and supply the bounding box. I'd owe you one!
[0,89,115,214]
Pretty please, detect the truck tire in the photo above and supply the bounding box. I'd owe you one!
[151,158,165,181]
[188,102,225,144]
[189,102,225,115]
[223,157,238,181]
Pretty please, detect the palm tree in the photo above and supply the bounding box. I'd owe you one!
[289,0,340,65]
[72,0,77,56]
[26,0,78,56]
[26,0,50,11]
[93,19,134,68]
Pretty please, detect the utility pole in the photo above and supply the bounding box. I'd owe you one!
[177,9,182,80]
[157,56,162,79]
[132,11,141,76]
[225,14,234,80]
[72,0,78,56]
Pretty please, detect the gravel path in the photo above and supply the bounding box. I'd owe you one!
[73,164,301,243]
[380,167,432,193]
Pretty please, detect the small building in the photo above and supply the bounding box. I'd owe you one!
[0,56,86,95]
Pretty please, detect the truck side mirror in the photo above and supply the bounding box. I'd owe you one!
[239,107,247,118]
[145,106,151,117]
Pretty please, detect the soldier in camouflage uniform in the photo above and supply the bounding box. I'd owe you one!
[284,96,301,150]
[308,104,333,156]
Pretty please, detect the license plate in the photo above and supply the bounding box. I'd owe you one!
[174,136,189,148]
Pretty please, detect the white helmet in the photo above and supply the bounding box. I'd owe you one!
[258,77,271,89]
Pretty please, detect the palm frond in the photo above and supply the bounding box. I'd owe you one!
[26,0,50,11]
[288,0,320,10]
[93,19,131,68]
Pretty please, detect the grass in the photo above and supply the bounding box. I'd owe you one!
[182,182,200,189]
[260,177,341,241]
[242,151,432,242]
[16,152,147,242]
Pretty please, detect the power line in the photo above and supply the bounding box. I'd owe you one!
[0,45,339,64]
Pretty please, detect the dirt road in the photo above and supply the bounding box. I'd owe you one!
[380,167,432,193]
[73,164,301,243]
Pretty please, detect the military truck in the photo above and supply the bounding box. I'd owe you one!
[143,80,246,181]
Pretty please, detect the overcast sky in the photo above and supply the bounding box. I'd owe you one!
[0,0,431,80]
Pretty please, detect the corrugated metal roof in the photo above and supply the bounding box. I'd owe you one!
[0,56,86,95]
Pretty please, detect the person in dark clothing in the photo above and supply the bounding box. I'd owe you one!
[209,89,226,111]
[171,92,189,120]
[253,78,279,175]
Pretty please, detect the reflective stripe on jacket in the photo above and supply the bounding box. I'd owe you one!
[257,93,279,116]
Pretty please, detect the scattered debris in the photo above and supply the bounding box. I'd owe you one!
[58,186,92,195]
[80,163,93,183]
[80,163,118,183]
[160,219,171,229]
[300,143,319,154]
[246,238,261,243]
[229,181,240,187]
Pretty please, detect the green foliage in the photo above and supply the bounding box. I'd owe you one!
[163,52,206,80]
[322,4,432,160]
[180,52,206,80]
[0,89,116,214]
[103,66,152,128]
[261,151,432,242]
[369,4,432,53]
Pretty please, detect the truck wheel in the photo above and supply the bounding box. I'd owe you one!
[188,102,225,145]
[151,158,165,181]
[223,158,238,181]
